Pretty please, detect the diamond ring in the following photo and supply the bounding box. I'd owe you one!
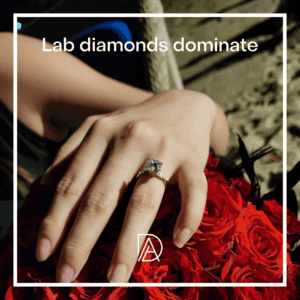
[137,159,168,183]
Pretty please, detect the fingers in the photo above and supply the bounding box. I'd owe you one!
[36,118,109,262]
[107,159,171,283]
[37,106,209,286]
[55,152,145,283]
[55,122,156,283]
[173,158,208,248]
[40,116,99,186]
[51,116,100,167]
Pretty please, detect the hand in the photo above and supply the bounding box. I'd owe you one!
[36,89,218,283]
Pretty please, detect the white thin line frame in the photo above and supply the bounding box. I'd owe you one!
[13,13,287,287]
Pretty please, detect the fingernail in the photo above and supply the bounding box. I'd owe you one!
[36,238,51,262]
[58,264,74,283]
[108,264,128,283]
[175,228,192,248]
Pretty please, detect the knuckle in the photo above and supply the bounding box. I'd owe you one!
[88,117,112,141]
[130,189,158,213]
[64,243,88,257]
[85,115,100,126]
[129,121,147,138]
[55,175,83,199]
[80,190,112,216]
[121,121,156,143]
[39,217,60,240]
[93,116,112,132]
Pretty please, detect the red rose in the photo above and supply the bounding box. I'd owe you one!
[133,237,216,300]
[262,199,300,248]
[197,287,229,300]
[221,256,289,299]
[69,286,129,300]
[187,174,245,266]
[155,187,180,222]
[221,255,280,282]
[226,283,293,300]
[205,151,220,170]
[229,177,252,201]
[0,243,13,284]
[1,150,299,300]
[4,267,70,300]
[286,263,300,296]
[140,286,230,300]
[77,241,114,283]
[261,200,283,232]
[234,205,288,277]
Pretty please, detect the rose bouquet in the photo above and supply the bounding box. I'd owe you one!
[0,151,299,299]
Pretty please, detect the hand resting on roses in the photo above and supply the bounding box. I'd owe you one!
[36,90,229,283]
[0,32,229,284]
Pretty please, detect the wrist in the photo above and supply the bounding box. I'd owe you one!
[167,89,227,156]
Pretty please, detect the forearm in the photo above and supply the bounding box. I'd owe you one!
[0,32,229,154]
[0,32,154,128]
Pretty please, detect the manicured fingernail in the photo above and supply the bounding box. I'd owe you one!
[58,264,74,283]
[36,238,51,262]
[108,264,127,283]
[175,228,192,248]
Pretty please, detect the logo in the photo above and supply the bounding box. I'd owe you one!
[138,234,163,262]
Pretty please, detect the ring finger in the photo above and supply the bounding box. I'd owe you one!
[108,154,180,283]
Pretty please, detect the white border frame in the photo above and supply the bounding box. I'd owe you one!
[13,13,287,287]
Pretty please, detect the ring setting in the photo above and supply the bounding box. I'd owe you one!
[137,159,168,183]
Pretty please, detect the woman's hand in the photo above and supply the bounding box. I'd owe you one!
[35,89,226,283]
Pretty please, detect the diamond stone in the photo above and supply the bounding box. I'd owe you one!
[146,159,163,173]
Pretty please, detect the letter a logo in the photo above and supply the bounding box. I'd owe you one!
[137,234,163,262]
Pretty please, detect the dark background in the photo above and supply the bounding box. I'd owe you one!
[1,0,300,213]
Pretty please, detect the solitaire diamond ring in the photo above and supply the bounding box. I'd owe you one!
[137,159,168,183]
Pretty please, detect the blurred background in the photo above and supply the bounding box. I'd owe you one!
[1,0,299,215]
[161,1,300,212]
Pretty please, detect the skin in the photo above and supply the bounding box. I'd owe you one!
[0,32,229,283]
